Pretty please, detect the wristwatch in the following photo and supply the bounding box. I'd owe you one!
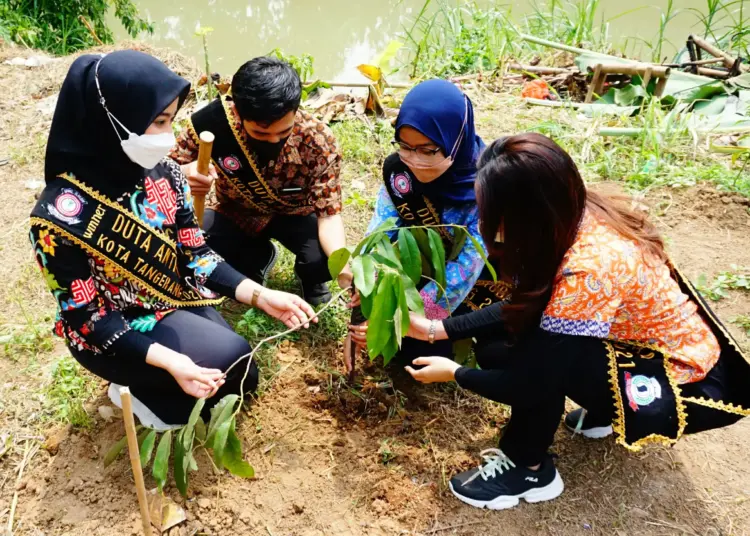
[428,320,437,344]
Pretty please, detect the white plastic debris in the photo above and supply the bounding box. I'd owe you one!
[4,56,57,68]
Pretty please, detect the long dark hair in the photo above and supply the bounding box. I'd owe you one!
[476,133,666,335]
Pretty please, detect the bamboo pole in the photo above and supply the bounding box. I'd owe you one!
[588,64,671,78]
[689,34,738,70]
[120,387,153,536]
[521,34,711,81]
[696,67,731,79]
[519,34,611,57]
[303,81,411,89]
[585,63,604,103]
[193,131,215,227]
[509,63,575,75]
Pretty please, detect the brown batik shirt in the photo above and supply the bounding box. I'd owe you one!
[170,105,342,235]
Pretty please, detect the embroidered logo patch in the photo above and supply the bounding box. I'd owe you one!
[47,188,86,225]
[178,227,206,248]
[624,372,662,411]
[390,172,411,198]
[222,156,241,172]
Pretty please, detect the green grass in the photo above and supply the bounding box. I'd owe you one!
[696,266,750,301]
[331,119,393,173]
[44,355,98,428]
[733,314,750,336]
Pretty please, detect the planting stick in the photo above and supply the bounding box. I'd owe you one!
[194,131,215,227]
[120,387,153,536]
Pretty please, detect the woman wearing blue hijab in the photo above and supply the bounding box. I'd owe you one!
[350,80,488,358]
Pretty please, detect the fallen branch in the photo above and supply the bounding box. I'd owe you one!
[7,441,38,535]
[79,16,104,46]
[510,63,576,75]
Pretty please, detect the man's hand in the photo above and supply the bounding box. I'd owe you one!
[181,161,218,196]
[405,356,460,384]
[257,289,318,329]
[348,320,368,348]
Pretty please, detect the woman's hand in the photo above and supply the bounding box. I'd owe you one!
[167,353,225,398]
[406,313,432,341]
[257,289,317,329]
[405,356,460,384]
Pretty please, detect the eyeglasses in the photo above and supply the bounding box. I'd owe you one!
[391,140,443,159]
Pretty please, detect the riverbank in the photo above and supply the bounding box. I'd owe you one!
[1,42,749,535]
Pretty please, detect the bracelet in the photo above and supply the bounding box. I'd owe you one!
[250,288,262,308]
[428,320,437,344]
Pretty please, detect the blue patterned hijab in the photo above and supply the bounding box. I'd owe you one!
[395,79,485,204]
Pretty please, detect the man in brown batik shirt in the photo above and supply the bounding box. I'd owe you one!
[171,56,352,305]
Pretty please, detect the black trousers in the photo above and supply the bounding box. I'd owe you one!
[72,307,258,425]
[469,331,739,467]
[203,209,330,286]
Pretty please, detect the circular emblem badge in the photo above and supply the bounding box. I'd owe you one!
[55,192,83,218]
[392,172,411,197]
[222,156,241,171]
[625,373,662,410]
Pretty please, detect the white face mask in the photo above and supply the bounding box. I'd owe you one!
[95,56,175,170]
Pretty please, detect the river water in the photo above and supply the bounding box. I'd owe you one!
[116,0,721,80]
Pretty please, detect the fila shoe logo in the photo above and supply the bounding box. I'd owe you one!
[525,476,539,482]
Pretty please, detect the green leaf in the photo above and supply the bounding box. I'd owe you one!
[211,421,232,467]
[370,217,399,236]
[410,227,432,258]
[222,421,254,478]
[380,331,398,366]
[104,435,128,467]
[374,237,401,269]
[194,418,206,443]
[360,286,375,319]
[139,430,157,469]
[366,273,397,357]
[453,339,474,365]
[374,40,404,71]
[328,248,351,280]
[207,394,239,444]
[467,234,497,281]
[187,398,206,431]
[152,430,172,492]
[448,227,467,262]
[426,229,446,297]
[398,229,421,285]
[352,255,377,297]
[174,429,189,497]
[371,253,401,271]
[401,275,425,316]
[393,277,410,346]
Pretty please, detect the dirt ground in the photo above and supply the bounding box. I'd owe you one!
[1,45,750,536]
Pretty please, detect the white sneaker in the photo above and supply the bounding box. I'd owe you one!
[108,383,181,432]
[564,408,613,439]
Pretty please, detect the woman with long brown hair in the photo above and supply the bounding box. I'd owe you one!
[404,133,750,509]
